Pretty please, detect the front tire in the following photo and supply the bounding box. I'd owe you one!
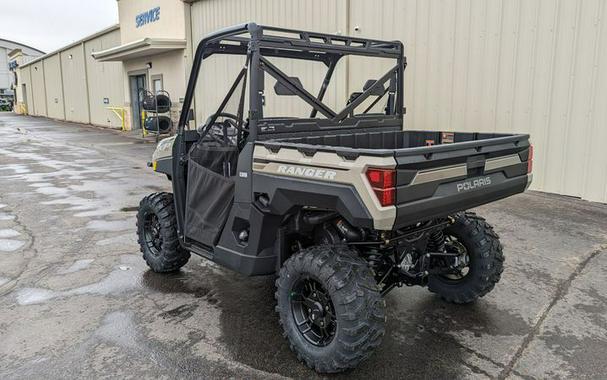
[428,212,504,304]
[275,245,386,373]
[137,192,190,272]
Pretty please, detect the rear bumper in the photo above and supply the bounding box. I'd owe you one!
[393,173,530,229]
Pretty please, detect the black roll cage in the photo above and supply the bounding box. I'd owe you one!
[177,22,406,141]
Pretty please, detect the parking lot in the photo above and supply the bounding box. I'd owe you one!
[0,112,606,379]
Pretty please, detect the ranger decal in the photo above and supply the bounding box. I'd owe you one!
[277,165,337,180]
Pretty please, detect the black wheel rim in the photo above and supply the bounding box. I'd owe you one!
[143,212,163,256]
[440,235,471,282]
[290,278,336,347]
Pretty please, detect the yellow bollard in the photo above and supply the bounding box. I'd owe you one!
[105,106,127,131]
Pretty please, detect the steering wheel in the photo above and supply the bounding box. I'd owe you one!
[200,112,246,146]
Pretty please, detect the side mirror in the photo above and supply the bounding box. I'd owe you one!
[187,108,195,121]
[274,77,304,96]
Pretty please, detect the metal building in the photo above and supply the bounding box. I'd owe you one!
[16,26,125,128]
[1,39,43,103]
[12,0,607,204]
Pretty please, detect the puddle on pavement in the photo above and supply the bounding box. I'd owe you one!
[58,259,95,274]
[0,144,160,220]
[158,303,200,322]
[27,182,53,188]
[95,311,138,348]
[0,239,25,252]
[15,255,144,305]
[73,159,103,164]
[0,212,15,221]
[141,269,218,301]
[145,185,165,192]
[96,233,136,247]
[131,140,155,144]
[86,219,133,232]
[176,267,533,379]
[0,164,31,174]
[0,228,20,238]
[34,186,70,196]
[15,288,57,304]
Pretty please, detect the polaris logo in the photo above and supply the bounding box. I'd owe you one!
[277,165,337,180]
[456,177,492,192]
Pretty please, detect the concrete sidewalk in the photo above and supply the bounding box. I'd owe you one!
[0,113,606,379]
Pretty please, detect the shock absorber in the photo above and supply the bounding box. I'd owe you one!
[428,229,445,253]
[365,251,383,271]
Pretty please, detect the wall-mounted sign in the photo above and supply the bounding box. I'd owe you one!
[103,98,110,104]
[8,60,18,70]
[136,7,160,28]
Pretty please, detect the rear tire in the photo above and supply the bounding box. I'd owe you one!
[136,192,190,272]
[428,212,504,304]
[275,245,386,373]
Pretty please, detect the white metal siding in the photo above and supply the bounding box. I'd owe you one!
[85,29,125,128]
[17,27,123,128]
[61,45,89,123]
[43,54,65,120]
[188,0,607,203]
[30,62,46,116]
[0,47,9,90]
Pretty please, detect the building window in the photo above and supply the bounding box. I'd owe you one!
[151,74,163,93]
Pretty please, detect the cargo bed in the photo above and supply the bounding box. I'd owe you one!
[260,129,532,228]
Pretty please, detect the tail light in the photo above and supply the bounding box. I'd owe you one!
[527,144,534,173]
[366,168,396,207]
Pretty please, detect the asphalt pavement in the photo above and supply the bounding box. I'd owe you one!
[0,112,606,379]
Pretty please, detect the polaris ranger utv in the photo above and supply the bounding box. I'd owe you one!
[137,23,532,373]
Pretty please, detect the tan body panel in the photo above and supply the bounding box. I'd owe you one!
[152,135,176,162]
[484,154,522,172]
[253,145,397,230]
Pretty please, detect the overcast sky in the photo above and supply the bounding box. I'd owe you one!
[0,0,119,53]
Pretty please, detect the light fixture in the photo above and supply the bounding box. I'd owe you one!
[68,54,73,59]
[146,62,152,69]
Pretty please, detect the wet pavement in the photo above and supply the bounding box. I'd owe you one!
[0,112,606,379]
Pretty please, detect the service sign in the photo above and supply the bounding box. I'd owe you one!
[136,7,160,28]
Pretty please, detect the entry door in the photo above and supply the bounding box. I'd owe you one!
[129,74,147,129]
[21,84,28,114]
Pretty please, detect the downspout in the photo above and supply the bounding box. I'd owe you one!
[28,66,35,115]
[58,52,67,120]
[41,61,48,116]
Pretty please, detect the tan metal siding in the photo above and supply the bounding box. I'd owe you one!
[188,0,607,202]
[61,45,89,123]
[580,0,607,203]
[348,0,607,203]
[43,54,65,120]
[30,62,46,116]
[85,29,125,128]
